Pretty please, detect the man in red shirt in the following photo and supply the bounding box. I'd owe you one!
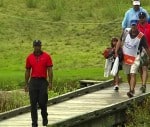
[137,12,150,47]
[137,12,150,93]
[25,40,53,127]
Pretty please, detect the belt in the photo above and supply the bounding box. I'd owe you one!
[31,77,46,79]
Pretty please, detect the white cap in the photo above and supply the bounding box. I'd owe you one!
[133,1,140,5]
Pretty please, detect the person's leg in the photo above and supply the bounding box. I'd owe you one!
[139,66,143,82]
[113,72,119,90]
[127,74,131,90]
[123,64,131,91]
[140,66,148,93]
[114,73,119,85]
[127,55,140,98]
[29,79,39,127]
[130,73,136,93]
[141,66,148,85]
[127,73,136,98]
[139,52,148,92]
[38,79,48,126]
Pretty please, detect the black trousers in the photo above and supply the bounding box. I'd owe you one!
[29,78,48,126]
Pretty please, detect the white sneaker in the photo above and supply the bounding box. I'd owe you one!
[113,85,119,90]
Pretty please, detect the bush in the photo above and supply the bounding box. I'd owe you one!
[126,97,150,127]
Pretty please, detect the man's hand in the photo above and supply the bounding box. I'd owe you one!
[24,84,29,92]
[48,82,52,90]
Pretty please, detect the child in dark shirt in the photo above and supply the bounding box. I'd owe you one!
[103,37,123,90]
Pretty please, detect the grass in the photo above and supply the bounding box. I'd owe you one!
[0,1,150,124]
[0,90,29,112]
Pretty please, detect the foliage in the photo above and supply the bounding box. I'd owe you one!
[126,97,150,127]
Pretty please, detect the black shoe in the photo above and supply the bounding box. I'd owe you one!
[43,118,48,126]
[140,85,146,93]
[127,91,134,98]
[32,125,38,127]
[32,123,38,127]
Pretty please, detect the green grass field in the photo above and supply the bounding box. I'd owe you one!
[0,0,150,125]
[0,0,150,90]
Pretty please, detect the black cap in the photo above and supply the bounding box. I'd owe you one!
[138,12,146,18]
[33,40,42,46]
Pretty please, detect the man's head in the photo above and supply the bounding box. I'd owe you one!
[33,40,42,53]
[130,20,138,33]
[133,0,140,11]
[111,37,118,48]
[139,11,146,18]
[138,12,147,24]
[33,40,42,47]
[130,20,138,26]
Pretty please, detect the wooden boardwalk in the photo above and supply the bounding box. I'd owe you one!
[0,81,150,127]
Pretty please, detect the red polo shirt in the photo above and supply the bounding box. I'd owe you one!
[26,52,53,78]
[137,22,150,48]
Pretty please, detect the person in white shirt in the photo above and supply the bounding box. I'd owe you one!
[116,20,150,98]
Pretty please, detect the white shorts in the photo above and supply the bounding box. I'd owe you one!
[123,55,140,74]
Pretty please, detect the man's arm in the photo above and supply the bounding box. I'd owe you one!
[24,68,30,92]
[115,31,124,57]
[122,11,129,29]
[145,48,150,58]
[47,66,53,90]
[115,39,121,57]
[140,35,150,60]
[144,47,150,65]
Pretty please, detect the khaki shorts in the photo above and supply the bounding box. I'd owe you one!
[123,55,140,74]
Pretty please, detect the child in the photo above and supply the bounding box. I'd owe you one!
[103,37,123,90]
